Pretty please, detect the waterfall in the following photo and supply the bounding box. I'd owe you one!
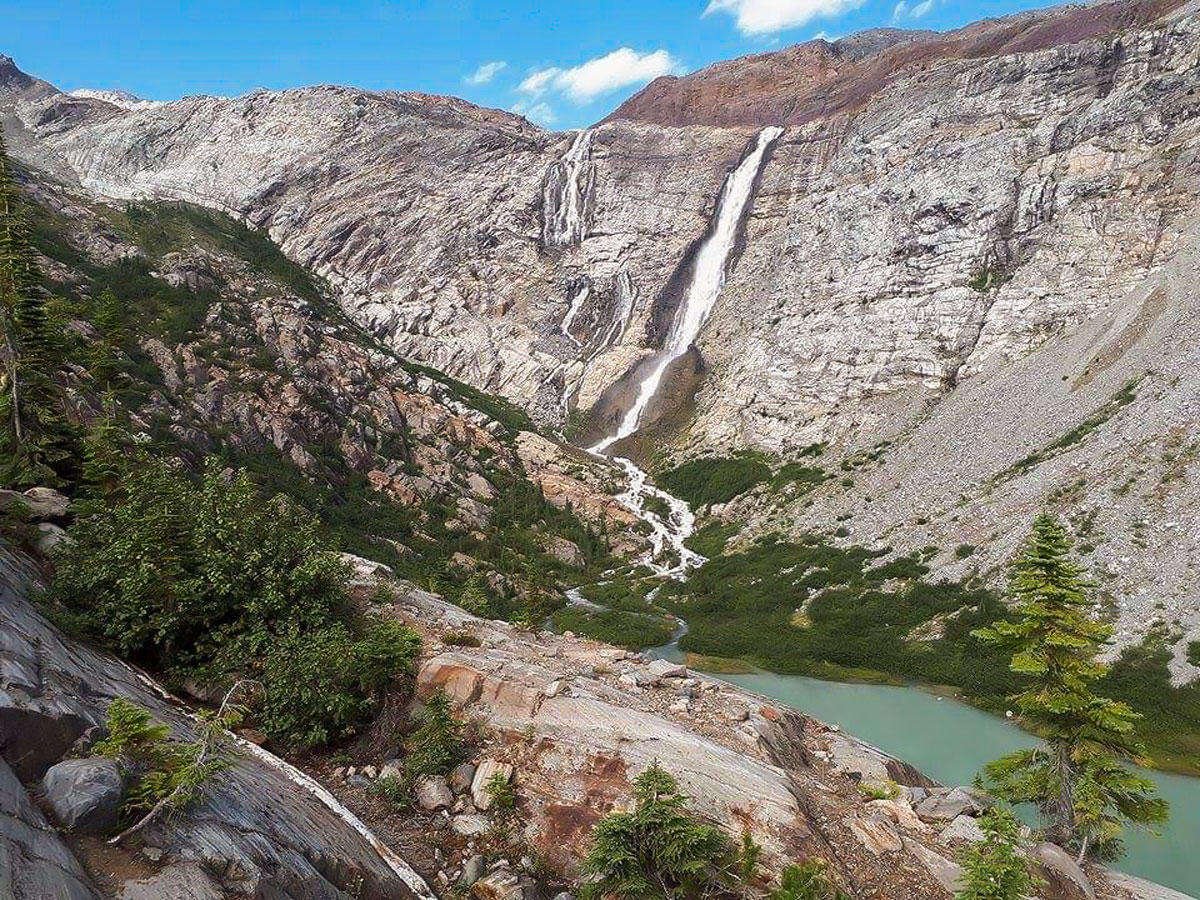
[582,126,783,579]
[560,279,590,345]
[543,129,595,248]
[591,126,782,455]
[592,270,637,357]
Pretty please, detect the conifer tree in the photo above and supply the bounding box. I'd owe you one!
[89,288,126,386]
[0,132,76,487]
[956,808,1036,900]
[581,761,731,900]
[973,515,1168,860]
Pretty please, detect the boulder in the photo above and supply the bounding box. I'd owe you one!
[42,758,123,834]
[938,815,986,844]
[471,868,523,900]
[0,487,70,521]
[451,814,490,837]
[846,813,903,854]
[1030,842,1095,900]
[471,760,514,811]
[415,776,454,811]
[546,537,584,567]
[904,838,964,895]
[460,855,486,888]
[449,762,477,793]
[34,523,72,556]
[23,487,71,520]
[646,659,687,679]
[915,787,986,823]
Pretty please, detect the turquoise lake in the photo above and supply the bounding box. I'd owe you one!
[650,644,1198,896]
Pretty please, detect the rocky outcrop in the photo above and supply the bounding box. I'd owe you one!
[0,756,101,900]
[0,548,435,900]
[354,567,1177,900]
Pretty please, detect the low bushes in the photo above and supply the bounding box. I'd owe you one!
[657,454,771,507]
[260,622,420,749]
[50,455,422,750]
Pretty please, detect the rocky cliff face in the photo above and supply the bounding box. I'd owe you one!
[3,3,1200,664]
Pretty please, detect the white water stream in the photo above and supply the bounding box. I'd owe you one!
[584,126,783,577]
[544,129,594,248]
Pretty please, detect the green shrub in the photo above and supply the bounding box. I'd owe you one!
[404,689,465,780]
[95,698,234,830]
[443,630,483,648]
[485,771,517,821]
[51,457,350,675]
[955,544,977,560]
[551,607,676,651]
[580,762,731,900]
[657,455,771,507]
[858,779,900,801]
[373,773,411,807]
[260,621,420,749]
[684,521,741,557]
[770,860,847,900]
[956,809,1036,900]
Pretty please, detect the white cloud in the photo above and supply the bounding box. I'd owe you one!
[510,98,558,125]
[704,0,864,35]
[465,61,508,85]
[517,48,680,105]
[517,67,562,97]
[892,0,934,21]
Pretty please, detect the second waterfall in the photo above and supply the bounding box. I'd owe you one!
[586,126,783,576]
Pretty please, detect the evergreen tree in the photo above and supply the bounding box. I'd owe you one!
[89,288,126,386]
[0,133,76,488]
[956,809,1036,900]
[972,515,1168,860]
[457,574,492,618]
[79,396,128,507]
[580,761,732,900]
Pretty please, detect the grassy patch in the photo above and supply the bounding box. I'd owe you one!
[1099,639,1200,774]
[684,521,742,557]
[551,607,676,651]
[657,535,1022,708]
[683,653,754,675]
[657,453,771,507]
[772,463,828,492]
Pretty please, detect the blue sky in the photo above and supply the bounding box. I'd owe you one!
[6,0,1060,130]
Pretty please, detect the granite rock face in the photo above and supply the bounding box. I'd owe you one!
[0,549,434,900]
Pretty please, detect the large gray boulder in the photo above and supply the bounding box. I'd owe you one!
[0,486,69,521]
[0,757,102,900]
[1030,842,1095,900]
[915,786,987,823]
[42,757,123,834]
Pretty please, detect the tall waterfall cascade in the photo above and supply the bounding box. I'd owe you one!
[584,126,784,577]
[590,126,783,454]
[543,129,595,248]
